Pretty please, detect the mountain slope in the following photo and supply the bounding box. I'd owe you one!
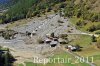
[0,0,100,25]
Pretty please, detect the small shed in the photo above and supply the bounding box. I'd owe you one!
[67,45,77,51]
[45,38,52,44]
[53,37,58,41]
[50,41,58,47]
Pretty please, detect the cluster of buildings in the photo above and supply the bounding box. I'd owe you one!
[44,33,59,47]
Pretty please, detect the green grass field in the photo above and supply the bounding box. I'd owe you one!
[19,52,90,66]
[68,34,92,47]
[70,17,100,33]
[68,34,100,66]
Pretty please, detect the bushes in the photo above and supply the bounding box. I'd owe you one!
[75,44,81,51]
[96,24,100,30]
[87,24,100,32]
[46,7,52,12]
[2,33,11,40]
[59,34,68,39]
[96,37,100,49]
[76,19,86,27]
[87,25,96,32]
[91,13,100,22]
[91,35,97,42]
[95,30,100,34]
[59,3,67,8]
[76,9,82,18]
[1,30,16,40]
[26,31,31,36]
[50,32,55,38]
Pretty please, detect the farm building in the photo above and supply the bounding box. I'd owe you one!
[50,41,58,47]
[45,38,52,44]
[67,45,77,51]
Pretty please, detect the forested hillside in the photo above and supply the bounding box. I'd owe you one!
[0,0,19,9]
[0,0,100,32]
[1,0,66,23]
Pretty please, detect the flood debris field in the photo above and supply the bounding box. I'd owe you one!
[0,14,82,63]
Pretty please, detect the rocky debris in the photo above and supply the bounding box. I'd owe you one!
[0,29,18,40]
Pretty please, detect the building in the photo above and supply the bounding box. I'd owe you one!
[67,45,77,51]
[50,41,58,47]
[45,38,52,44]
